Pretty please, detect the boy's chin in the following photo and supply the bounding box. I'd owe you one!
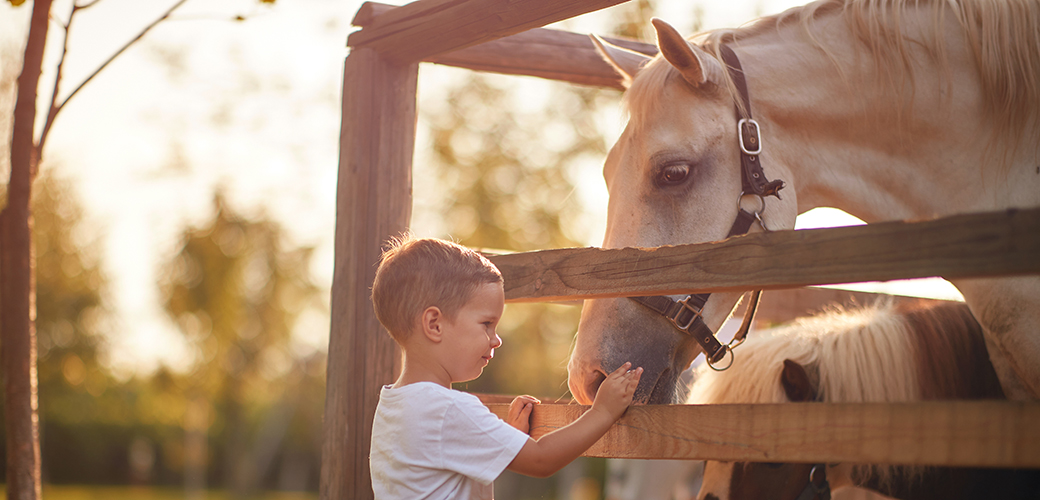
[454,370,483,385]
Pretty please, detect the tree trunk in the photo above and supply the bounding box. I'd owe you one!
[3,1,51,499]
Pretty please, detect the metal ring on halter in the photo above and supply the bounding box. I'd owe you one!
[809,465,824,485]
[707,345,734,371]
[808,465,829,493]
[737,191,769,231]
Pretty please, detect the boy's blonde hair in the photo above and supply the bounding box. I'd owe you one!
[371,234,502,342]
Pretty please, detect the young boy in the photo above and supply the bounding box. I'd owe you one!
[369,235,643,500]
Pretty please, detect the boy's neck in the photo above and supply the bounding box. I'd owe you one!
[393,349,453,389]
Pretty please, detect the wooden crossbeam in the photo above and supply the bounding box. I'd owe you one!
[487,401,1040,468]
[353,2,658,89]
[347,0,634,63]
[489,208,1040,302]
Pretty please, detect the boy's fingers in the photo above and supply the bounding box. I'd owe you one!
[609,362,632,377]
[624,366,643,382]
[624,368,642,392]
[514,395,541,406]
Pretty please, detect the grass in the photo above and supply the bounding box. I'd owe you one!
[0,485,318,500]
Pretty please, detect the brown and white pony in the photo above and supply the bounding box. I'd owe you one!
[688,300,1040,500]
[567,0,1040,406]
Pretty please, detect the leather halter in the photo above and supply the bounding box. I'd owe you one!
[629,44,785,366]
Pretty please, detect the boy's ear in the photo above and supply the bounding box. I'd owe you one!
[420,306,444,343]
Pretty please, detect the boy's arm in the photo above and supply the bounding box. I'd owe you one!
[506,363,642,478]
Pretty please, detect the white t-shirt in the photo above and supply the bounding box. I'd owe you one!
[370,382,531,500]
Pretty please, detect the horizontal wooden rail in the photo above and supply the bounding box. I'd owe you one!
[353,2,657,89]
[487,401,1040,468]
[489,207,1040,302]
[347,0,633,63]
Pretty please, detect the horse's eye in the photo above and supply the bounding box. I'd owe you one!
[656,163,691,186]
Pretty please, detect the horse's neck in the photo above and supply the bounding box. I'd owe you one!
[740,7,1039,223]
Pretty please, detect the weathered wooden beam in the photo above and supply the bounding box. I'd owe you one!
[488,401,1040,467]
[354,2,658,89]
[320,48,417,500]
[347,0,634,63]
[489,207,1040,302]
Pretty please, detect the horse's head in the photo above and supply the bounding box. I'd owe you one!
[697,359,822,500]
[568,19,798,404]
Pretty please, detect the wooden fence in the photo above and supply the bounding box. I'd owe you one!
[324,1,1040,498]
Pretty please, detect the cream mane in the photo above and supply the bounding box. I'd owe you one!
[686,300,920,406]
[686,299,947,487]
[626,0,1040,148]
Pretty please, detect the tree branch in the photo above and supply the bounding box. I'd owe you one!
[36,0,191,154]
[36,2,78,169]
[76,0,105,9]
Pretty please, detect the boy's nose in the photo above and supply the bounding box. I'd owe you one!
[490,333,502,348]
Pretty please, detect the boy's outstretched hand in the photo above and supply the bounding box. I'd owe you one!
[591,362,643,421]
[506,395,541,434]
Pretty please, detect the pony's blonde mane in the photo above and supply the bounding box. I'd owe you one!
[686,300,920,486]
[687,300,919,406]
[627,0,1040,150]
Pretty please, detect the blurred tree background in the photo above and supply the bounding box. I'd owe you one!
[158,192,326,498]
[0,172,328,497]
[2,35,327,497]
[0,173,327,497]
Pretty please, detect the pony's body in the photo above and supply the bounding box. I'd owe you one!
[569,0,1040,405]
[687,300,1040,500]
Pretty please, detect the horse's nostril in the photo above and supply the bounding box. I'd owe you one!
[703,495,720,500]
[573,369,606,405]
[589,370,606,399]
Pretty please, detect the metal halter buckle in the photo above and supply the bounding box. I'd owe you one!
[667,296,704,332]
[738,118,762,155]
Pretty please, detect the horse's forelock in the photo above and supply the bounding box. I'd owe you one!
[621,56,675,127]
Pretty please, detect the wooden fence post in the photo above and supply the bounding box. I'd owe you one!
[320,48,417,500]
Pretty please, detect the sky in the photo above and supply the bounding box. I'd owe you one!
[1,0,962,376]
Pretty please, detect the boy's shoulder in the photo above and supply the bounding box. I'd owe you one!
[379,382,482,410]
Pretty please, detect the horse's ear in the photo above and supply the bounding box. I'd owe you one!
[652,18,723,89]
[780,359,818,402]
[590,34,650,88]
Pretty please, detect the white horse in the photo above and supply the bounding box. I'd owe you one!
[568,0,1040,405]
